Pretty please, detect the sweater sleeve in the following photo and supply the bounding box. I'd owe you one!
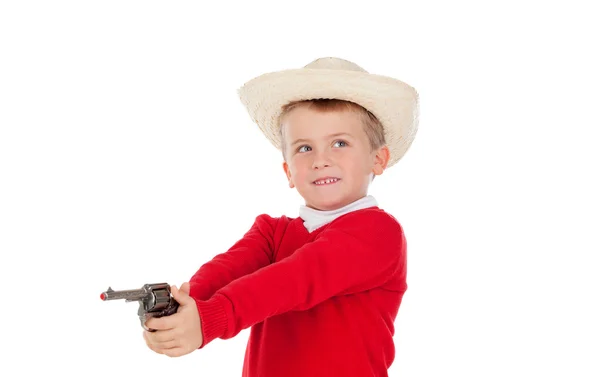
[187,214,277,302]
[194,208,406,347]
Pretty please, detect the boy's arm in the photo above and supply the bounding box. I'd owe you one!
[194,208,406,348]
[187,214,278,302]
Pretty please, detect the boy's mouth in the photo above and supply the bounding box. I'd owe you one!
[313,177,341,185]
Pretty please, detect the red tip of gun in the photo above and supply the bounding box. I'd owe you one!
[100,293,106,300]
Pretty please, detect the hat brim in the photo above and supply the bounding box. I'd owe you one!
[238,68,419,168]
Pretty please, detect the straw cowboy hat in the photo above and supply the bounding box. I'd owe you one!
[237,57,420,168]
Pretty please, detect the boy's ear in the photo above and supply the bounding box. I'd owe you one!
[372,146,390,176]
[282,161,295,188]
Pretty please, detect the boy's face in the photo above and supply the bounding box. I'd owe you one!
[282,107,390,211]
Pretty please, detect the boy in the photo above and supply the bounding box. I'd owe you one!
[143,57,420,377]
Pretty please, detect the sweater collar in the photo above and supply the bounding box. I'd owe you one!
[299,195,378,233]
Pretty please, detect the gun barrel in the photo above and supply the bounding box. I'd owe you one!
[100,287,149,301]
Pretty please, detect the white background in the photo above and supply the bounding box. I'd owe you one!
[1,1,598,376]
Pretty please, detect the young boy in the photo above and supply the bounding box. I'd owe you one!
[143,57,419,377]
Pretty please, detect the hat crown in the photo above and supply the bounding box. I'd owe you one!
[304,57,368,73]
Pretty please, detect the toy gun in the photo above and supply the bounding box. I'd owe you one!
[100,283,179,332]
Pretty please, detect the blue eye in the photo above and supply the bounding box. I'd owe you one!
[298,145,311,153]
[333,140,347,147]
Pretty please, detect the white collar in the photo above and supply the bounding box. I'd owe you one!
[299,195,378,233]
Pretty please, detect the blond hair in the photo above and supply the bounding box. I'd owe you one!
[278,99,386,159]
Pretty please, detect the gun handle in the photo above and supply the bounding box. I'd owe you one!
[140,298,180,332]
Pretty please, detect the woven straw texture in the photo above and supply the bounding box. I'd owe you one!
[238,57,419,168]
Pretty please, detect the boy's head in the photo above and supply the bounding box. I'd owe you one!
[237,56,420,210]
[279,99,390,211]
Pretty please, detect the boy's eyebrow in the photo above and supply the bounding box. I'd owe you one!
[329,132,354,139]
[290,133,354,146]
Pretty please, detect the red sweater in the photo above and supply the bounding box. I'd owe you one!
[188,207,407,377]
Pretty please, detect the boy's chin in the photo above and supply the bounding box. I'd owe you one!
[304,197,348,211]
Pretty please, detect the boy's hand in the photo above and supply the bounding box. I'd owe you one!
[143,282,204,357]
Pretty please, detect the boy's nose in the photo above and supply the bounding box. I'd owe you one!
[311,152,332,169]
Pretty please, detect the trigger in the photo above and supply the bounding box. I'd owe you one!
[140,314,156,332]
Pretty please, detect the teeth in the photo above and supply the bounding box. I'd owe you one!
[314,178,339,185]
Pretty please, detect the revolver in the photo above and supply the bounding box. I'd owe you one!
[100,283,179,331]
